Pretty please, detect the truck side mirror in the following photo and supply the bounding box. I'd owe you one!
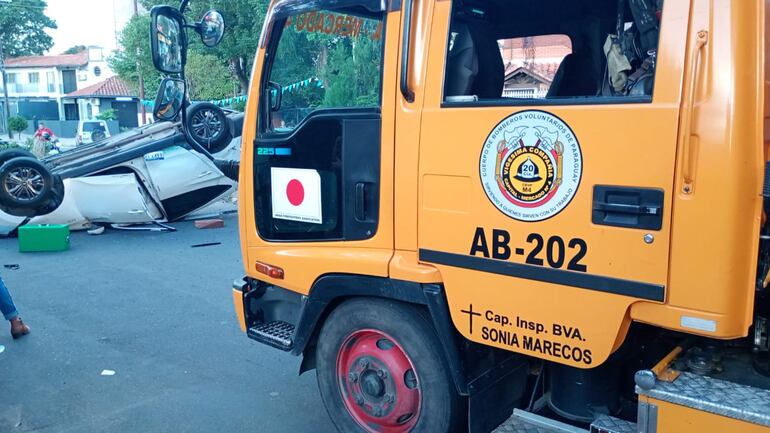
[150,6,187,74]
[153,78,186,121]
[197,10,225,48]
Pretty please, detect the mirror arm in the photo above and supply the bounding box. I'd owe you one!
[179,0,190,14]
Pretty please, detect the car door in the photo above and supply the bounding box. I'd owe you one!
[239,0,399,294]
[417,0,689,367]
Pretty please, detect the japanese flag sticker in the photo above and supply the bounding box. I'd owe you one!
[271,167,323,224]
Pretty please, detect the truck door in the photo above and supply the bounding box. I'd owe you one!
[417,0,690,367]
[243,0,398,293]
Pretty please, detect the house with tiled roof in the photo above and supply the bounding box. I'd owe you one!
[499,35,572,98]
[64,76,139,130]
[0,46,122,136]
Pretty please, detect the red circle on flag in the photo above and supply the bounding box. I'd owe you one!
[286,179,305,206]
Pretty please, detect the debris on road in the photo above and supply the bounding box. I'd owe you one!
[191,242,222,248]
[194,219,225,229]
[100,370,116,376]
[87,226,106,236]
[3,264,19,270]
[0,345,5,354]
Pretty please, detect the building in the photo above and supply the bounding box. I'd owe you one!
[0,46,114,133]
[65,76,139,129]
[499,35,572,98]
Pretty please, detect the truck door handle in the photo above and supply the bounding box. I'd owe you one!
[592,186,664,230]
[593,202,661,216]
[355,182,366,221]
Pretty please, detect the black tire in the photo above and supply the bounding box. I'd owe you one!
[0,157,54,211]
[34,174,65,216]
[91,130,106,142]
[316,298,463,433]
[0,148,36,166]
[185,102,232,154]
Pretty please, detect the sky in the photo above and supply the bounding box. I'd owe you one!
[45,0,138,55]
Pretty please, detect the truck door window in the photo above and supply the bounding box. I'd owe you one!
[264,11,384,132]
[254,8,385,242]
[443,0,664,105]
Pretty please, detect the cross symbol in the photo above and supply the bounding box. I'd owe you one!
[461,304,482,335]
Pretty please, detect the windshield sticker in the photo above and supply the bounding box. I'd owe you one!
[479,110,582,222]
[285,12,382,41]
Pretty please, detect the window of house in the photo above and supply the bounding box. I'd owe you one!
[27,72,40,92]
[46,71,55,93]
[443,0,664,105]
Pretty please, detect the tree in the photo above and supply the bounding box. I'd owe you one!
[110,14,238,104]
[185,52,236,101]
[140,0,268,92]
[0,0,57,57]
[8,115,28,139]
[62,45,87,55]
[96,109,117,121]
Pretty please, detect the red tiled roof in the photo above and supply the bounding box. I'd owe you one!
[505,62,562,82]
[66,76,135,98]
[5,51,89,68]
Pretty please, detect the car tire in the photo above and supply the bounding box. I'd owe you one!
[34,174,65,216]
[316,298,464,433]
[0,157,54,212]
[0,148,36,166]
[185,102,232,154]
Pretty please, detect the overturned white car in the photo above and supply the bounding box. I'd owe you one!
[0,103,242,231]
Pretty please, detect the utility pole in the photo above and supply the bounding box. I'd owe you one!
[133,0,147,125]
[0,42,11,138]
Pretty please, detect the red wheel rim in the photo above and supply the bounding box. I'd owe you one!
[336,329,422,433]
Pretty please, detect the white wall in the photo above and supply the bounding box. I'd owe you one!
[1,67,61,98]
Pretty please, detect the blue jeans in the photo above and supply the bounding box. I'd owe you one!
[0,276,19,321]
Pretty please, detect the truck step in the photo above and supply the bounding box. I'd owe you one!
[494,409,588,433]
[247,321,295,351]
[589,415,637,433]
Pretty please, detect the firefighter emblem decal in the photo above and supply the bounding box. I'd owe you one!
[479,110,582,222]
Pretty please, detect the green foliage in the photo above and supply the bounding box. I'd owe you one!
[185,51,235,101]
[96,109,118,121]
[320,35,381,108]
[8,115,28,138]
[0,142,20,152]
[62,45,87,55]
[0,0,57,57]
[141,0,268,92]
[110,12,239,103]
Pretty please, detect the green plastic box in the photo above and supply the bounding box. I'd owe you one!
[18,224,70,253]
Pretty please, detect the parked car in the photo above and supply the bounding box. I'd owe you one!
[75,120,111,146]
[0,103,241,229]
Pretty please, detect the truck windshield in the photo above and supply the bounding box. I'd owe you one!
[266,10,384,131]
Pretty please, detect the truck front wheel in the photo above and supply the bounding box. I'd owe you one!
[316,298,463,433]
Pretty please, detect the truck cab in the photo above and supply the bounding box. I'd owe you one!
[150,0,769,432]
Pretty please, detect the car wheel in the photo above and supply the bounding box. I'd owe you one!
[316,298,463,433]
[0,157,54,212]
[185,102,232,154]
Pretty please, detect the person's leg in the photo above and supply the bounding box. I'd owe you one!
[0,276,19,321]
[0,276,29,339]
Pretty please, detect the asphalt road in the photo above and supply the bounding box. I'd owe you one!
[0,215,336,433]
